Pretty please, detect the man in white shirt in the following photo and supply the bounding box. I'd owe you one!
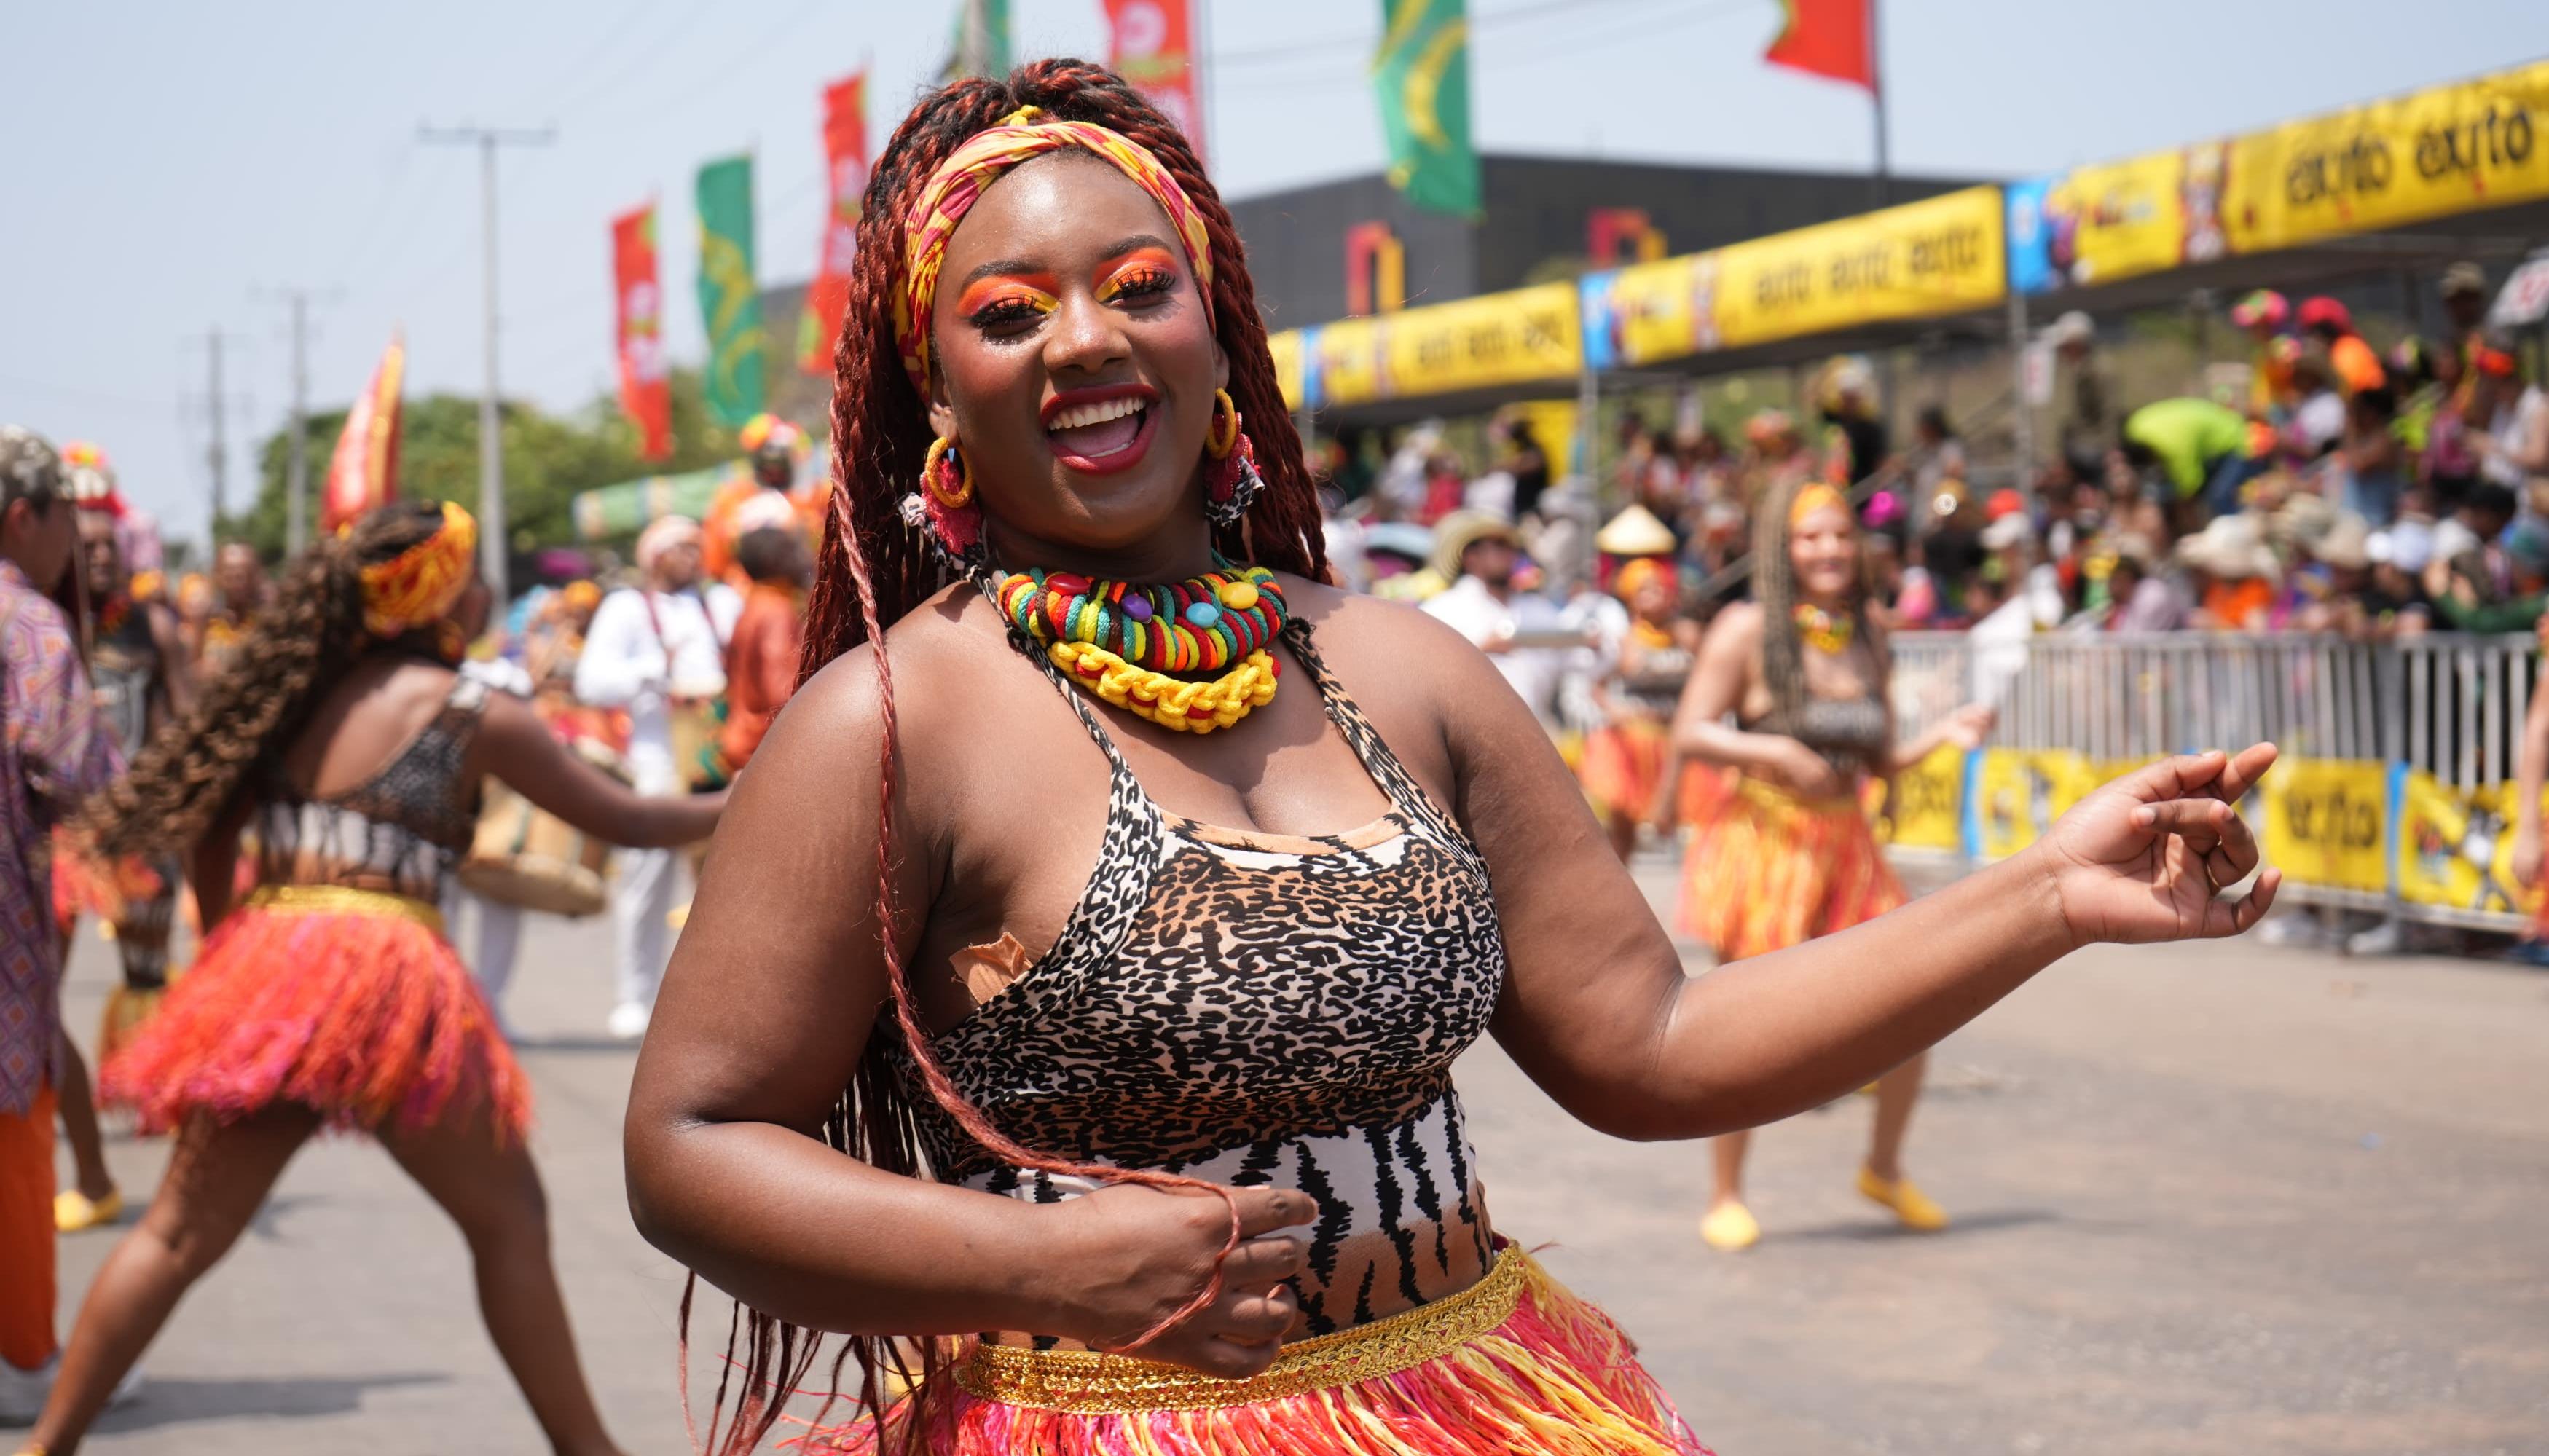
[576,516,727,1039]
[1422,512,1566,728]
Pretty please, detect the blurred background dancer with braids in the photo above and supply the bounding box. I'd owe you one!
[624,58,2279,1456]
[24,501,723,1455]
[1669,479,1994,1253]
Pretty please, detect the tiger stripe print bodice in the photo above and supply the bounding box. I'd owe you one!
[895,621,1507,1345]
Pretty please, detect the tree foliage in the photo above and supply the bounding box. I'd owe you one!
[225,367,749,562]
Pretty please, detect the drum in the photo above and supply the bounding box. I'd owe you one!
[667,693,731,791]
[460,743,624,918]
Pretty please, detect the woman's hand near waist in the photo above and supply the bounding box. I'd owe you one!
[1038,1181,1317,1377]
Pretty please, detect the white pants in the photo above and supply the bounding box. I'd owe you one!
[611,846,684,1012]
[441,889,525,1022]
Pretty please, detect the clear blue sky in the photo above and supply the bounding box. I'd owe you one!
[5,0,2545,548]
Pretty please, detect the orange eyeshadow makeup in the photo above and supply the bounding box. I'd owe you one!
[957,275,1059,319]
[1096,247,1180,302]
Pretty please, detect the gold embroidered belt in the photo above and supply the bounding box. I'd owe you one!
[242,883,446,935]
[954,1247,1527,1414]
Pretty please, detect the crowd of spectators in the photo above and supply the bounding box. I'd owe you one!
[1311,261,2549,646]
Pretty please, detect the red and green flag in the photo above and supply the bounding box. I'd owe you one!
[1764,0,1874,91]
[798,71,869,376]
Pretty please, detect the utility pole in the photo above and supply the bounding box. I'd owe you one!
[205,331,229,546]
[1868,0,1890,210]
[254,286,339,555]
[418,122,554,604]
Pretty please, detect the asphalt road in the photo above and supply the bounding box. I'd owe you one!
[38,854,2549,1455]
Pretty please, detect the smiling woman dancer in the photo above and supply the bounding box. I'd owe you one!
[624,59,2280,1456]
[1671,479,1995,1254]
[21,502,723,1456]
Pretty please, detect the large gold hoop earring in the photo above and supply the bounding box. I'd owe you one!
[1206,389,1241,460]
[922,436,974,508]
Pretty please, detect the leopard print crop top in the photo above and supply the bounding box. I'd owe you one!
[254,674,487,902]
[895,621,1508,1345]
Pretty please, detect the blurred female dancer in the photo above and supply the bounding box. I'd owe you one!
[1670,480,1995,1252]
[1579,556,1697,861]
[623,58,2277,1456]
[23,501,721,1456]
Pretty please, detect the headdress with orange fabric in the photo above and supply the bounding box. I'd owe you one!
[355,500,476,638]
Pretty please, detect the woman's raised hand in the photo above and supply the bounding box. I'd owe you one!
[1049,1181,1316,1378]
[2030,744,2282,947]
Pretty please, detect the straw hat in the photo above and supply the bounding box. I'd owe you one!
[2175,513,2279,581]
[1429,509,1520,580]
[1594,503,1677,557]
[2312,512,2372,571]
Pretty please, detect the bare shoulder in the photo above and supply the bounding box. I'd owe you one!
[1279,572,1491,665]
[1704,600,1766,652]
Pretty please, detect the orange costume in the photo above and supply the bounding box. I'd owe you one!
[718,581,804,774]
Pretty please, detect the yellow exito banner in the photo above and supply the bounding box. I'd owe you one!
[2050,151,2202,286]
[1878,744,1964,852]
[2258,757,2389,896]
[1586,252,1720,367]
[1381,282,1580,400]
[2226,60,2549,253]
[1712,186,2006,350]
[1268,328,1305,412]
[2394,771,2542,917]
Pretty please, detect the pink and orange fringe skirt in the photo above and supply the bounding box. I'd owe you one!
[100,883,527,1141]
[1678,774,1904,961]
[1579,717,1671,825]
[799,1247,1711,1455]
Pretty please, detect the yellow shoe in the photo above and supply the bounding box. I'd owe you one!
[1698,1200,1760,1251]
[1857,1167,1948,1232]
[55,1187,123,1232]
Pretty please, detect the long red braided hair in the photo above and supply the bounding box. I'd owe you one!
[687,58,1327,1454]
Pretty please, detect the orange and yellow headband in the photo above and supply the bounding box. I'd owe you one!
[357,500,476,638]
[1789,482,1848,528]
[895,106,1214,397]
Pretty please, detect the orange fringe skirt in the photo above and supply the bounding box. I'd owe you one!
[1678,776,1905,961]
[798,1248,1709,1455]
[100,884,528,1141]
[1579,717,1670,825]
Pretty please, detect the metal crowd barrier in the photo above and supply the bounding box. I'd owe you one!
[1887,631,2546,933]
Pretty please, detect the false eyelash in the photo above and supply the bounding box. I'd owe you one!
[1102,267,1176,302]
[967,296,1054,329]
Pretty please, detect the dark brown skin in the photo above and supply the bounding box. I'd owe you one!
[626,154,2282,1382]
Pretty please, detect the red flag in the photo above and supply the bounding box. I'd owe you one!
[1103,0,1204,162]
[800,71,871,376]
[612,204,673,460]
[1764,0,1874,91]
[323,334,404,532]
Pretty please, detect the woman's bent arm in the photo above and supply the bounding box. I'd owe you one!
[1426,620,2277,1143]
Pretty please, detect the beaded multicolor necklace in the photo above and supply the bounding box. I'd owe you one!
[1794,602,1854,655]
[994,555,1288,733]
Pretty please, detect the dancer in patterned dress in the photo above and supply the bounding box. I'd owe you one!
[624,58,2281,1456]
[22,502,723,1456]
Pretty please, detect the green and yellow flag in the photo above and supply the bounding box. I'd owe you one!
[694,154,766,428]
[1372,0,1479,216]
[943,0,1014,81]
